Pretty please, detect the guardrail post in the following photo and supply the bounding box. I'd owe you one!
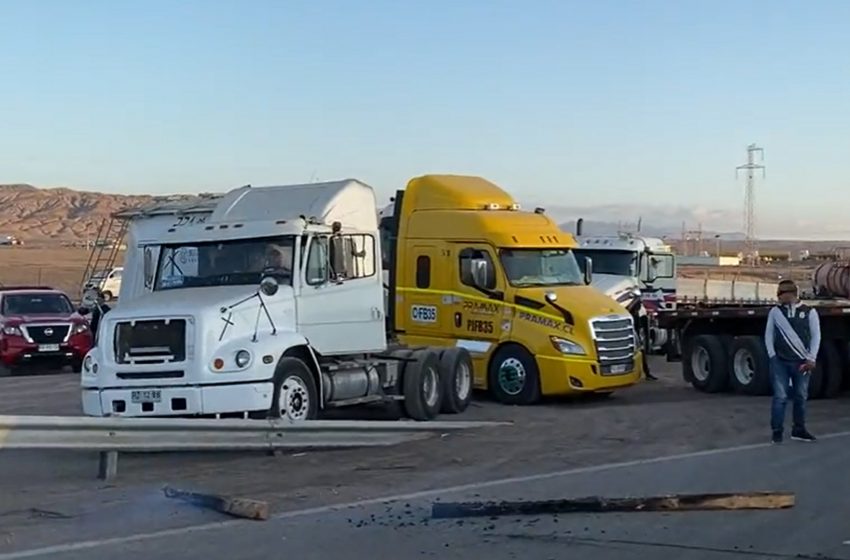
[98,451,119,481]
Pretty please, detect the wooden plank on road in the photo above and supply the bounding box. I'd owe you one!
[431,491,795,519]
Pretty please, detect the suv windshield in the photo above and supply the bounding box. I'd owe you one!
[1,293,73,315]
[573,249,637,276]
[155,236,297,290]
[500,249,584,287]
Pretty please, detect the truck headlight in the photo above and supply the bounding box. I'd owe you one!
[83,355,97,375]
[550,336,586,356]
[235,350,251,368]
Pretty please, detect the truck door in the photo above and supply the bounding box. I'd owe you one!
[451,245,507,357]
[398,245,447,339]
[297,233,386,355]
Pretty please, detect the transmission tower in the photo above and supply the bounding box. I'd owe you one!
[736,143,765,266]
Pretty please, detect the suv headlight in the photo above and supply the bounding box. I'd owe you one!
[73,323,90,335]
[1,325,22,336]
[550,336,586,356]
[235,350,251,368]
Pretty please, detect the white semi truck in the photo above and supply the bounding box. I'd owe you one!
[572,223,676,353]
[80,180,472,421]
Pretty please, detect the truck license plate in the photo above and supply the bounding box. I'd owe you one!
[131,390,162,404]
[38,344,60,352]
[610,364,627,374]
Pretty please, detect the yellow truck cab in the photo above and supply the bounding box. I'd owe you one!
[379,175,643,405]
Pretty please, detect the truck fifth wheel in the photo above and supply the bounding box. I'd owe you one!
[80,180,472,421]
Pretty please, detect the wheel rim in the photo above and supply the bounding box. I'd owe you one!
[423,366,440,408]
[498,357,526,396]
[733,348,756,386]
[279,375,310,420]
[455,361,472,401]
[691,347,711,382]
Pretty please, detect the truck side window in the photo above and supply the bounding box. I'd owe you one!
[306,237,329,285]
[416,255,431,288]
[458,248,497,290]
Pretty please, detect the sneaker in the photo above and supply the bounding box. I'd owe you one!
[791,429,817,442]
[772,431,783,444]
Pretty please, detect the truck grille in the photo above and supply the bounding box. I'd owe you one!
[27,325,70,344]
[590,316,636,375]
[114,319,186,364]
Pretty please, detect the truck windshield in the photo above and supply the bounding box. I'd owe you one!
[573,249,637,276]
[155,236,296,290]
[2,293,73,315]
[500,249,584,287]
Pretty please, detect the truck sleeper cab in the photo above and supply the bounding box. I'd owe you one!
[379,175,642,405]
[81,180,473,421]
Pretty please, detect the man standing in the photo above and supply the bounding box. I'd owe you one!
[764,279,819,444]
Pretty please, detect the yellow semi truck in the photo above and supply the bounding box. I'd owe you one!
[379,174,643,405]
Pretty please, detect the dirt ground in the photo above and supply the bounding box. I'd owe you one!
[0,247,124,298]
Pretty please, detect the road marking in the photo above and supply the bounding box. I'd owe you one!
[2,429,850,559]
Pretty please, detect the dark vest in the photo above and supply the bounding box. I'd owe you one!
[774,304,812,363]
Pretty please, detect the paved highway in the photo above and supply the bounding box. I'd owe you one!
[2,360,849,559]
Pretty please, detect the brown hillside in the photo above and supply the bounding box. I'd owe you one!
[0,184,156,243]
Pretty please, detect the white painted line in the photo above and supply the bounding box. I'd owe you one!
[1,429,849,560]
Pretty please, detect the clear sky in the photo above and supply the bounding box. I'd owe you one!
[2,0,849,237]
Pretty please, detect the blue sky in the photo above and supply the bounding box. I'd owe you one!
[2,0,849,236]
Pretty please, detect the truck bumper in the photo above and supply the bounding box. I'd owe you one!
[537,355,641,395]
[81,381,274,417]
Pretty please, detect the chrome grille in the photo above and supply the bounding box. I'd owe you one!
[590,315,636,375]
[114,319,186,364]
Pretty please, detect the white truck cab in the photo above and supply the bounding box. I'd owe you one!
[84,267,123,301]
[572,224,676,351]
[80,180,472,421]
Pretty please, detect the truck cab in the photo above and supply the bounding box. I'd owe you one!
[81,180,471,421]
[573,231,676,351]
[379,175,642,405]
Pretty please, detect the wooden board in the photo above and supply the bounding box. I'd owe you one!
[431,492,795,519]
[163,486,269,521]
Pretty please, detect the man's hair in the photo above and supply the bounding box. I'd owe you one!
[777,279,798,297]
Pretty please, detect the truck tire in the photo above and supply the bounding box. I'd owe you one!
[728,336,771,396]
[683,334,729,393]
[438,347,473,414]
[402,349,443,421]
[488,344,541,405]
[820,342,843,399]
[268,357,319,421]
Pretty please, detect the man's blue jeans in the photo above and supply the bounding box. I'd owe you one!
[769,356,810,433]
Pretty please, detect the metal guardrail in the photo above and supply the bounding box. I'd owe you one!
[0,415,508,480]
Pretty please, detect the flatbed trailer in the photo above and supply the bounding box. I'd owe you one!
[657,297,850,399]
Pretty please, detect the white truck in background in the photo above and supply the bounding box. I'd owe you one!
[572,221,676,353]
[80,180,472,421]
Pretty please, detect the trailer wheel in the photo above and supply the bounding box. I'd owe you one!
[438,347,473,414]
[728,336,771,396]
[269,357,319,421]
[488,344,541,405]
[683,335,729,393]
[402,349,443,421]
[819,342,843,399]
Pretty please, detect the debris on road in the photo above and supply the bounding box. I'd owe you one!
[162,486,269,521]
[431,491,795,519]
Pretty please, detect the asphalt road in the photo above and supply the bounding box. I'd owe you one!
[2,359,850,559]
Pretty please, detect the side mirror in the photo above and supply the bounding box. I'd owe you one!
[260,275,279,296]
[143,247,154,288]
[77,306,91,316]
[544,291,558,304]
[584,257,593,285]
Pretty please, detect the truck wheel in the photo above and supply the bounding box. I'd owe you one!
[683,335,729,393]
[269,357,319,421]
[0,363,10,377]
[819,342,843,399]
[728,336,771,396]
[488,344,541,405]
[438,347,473,414]
[403,349,443,421]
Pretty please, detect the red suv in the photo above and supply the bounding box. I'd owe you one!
[0,287,93,374]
